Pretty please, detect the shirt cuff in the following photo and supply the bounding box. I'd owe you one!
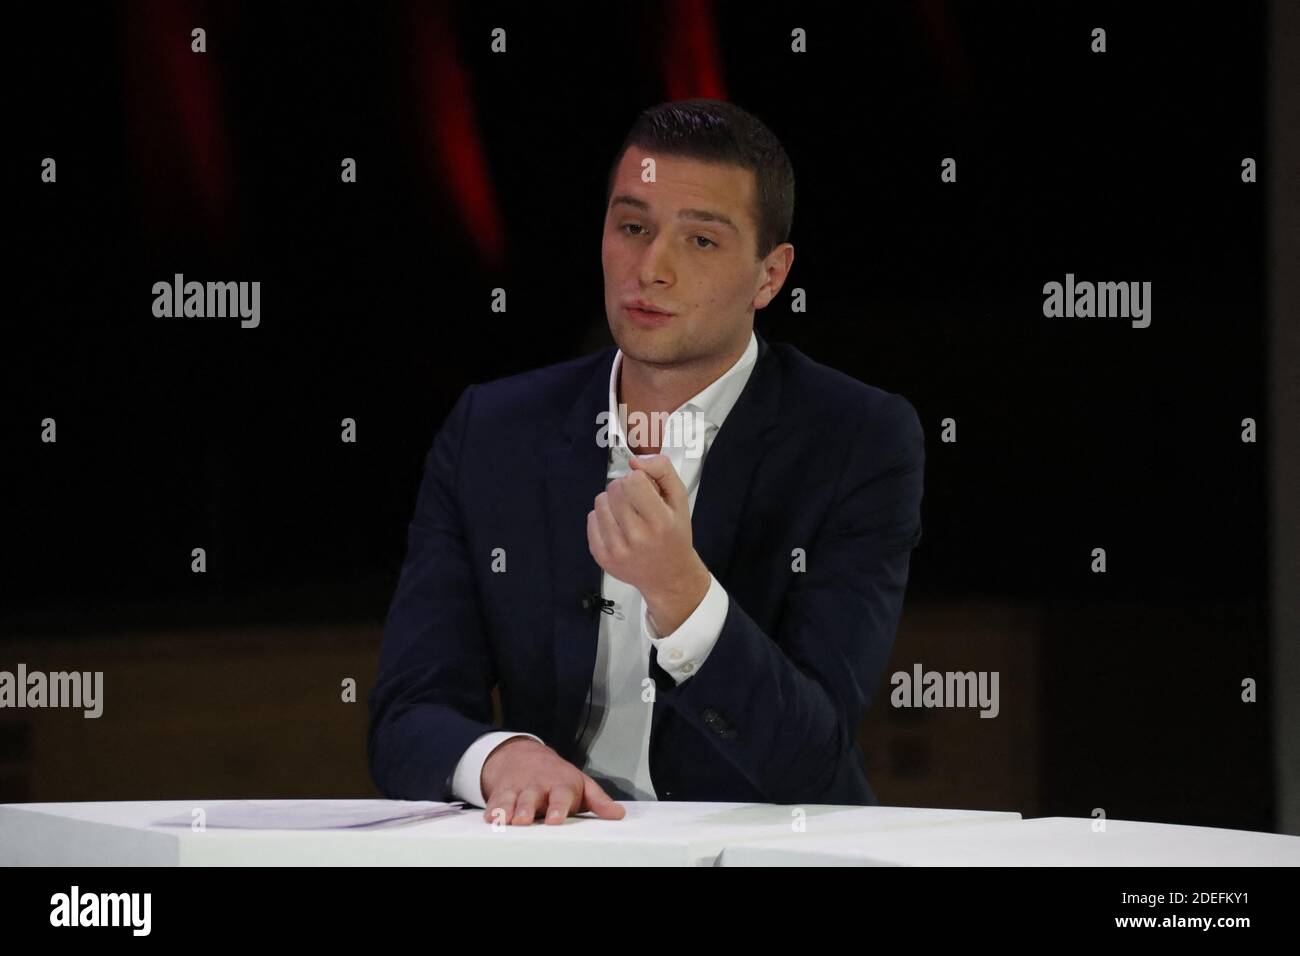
[450,730,544,808]
[642,573,728,684]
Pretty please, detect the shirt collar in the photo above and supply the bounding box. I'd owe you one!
[607,330,759,455]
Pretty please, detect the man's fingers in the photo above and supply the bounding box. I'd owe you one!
[485,778,624,825]
[582,775,627,820]
[484,789,518,825]
[617,470,668,521]
[605,479,651,539]
[544,785,578,824]
[593,493,628,553]
[512,788,542,825]
[627,455,686,510]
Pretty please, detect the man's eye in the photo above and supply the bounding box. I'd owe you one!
[692,235,716,249]
[621,223,646,236]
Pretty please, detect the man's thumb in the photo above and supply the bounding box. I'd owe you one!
[628,454,682,505]
[582,775,627,819]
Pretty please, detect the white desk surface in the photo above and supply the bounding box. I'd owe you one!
[717,816,1300,866]
[0,800,1020,867]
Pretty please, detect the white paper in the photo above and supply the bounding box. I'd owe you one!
[151,799,465,830]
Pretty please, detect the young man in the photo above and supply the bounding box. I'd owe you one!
[368,99,925,825]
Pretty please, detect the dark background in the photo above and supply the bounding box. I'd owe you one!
[3,1,1274,830]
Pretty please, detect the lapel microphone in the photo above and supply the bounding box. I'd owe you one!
[581,593,616,616]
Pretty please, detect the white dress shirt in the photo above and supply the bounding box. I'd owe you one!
[450,331,759,806]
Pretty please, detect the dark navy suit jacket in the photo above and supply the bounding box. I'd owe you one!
[367,332,925,806]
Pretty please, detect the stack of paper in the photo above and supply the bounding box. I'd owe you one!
[151,799,464,830]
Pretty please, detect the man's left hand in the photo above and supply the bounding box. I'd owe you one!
[587,454,711,635]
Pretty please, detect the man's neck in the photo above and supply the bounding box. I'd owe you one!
[617,333,750,455]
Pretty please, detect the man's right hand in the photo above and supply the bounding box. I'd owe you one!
[480,736,626,825]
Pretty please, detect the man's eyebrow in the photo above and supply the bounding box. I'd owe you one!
[679,208,739,233]
[609,194,740,234]
[609,194,649,212]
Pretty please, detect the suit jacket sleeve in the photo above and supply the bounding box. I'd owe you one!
[648,393,925,803]
[367,385,500,800]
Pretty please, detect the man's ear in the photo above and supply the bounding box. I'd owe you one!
[754,242,794,309]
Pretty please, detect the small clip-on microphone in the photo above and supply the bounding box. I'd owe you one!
[581,593,617,615]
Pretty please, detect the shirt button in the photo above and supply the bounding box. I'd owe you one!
[669,648,683,661]
[681,662,695,673]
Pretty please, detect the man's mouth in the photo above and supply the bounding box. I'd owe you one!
[624,300,676,326]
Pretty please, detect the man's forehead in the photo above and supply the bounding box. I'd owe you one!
[611,148,755,218]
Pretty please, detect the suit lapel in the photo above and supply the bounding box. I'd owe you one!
[689,332,782,586]
[647,332,783,758]
[545,349,616,760]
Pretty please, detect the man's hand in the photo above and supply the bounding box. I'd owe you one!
[479,736,626,825]
[587,454,711,635]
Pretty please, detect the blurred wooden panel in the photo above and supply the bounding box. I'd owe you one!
[1,603,1040,811]
[0,627,384,801]
[858,603,1042,816]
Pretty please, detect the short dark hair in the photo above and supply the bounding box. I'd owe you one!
[605,99,795,260]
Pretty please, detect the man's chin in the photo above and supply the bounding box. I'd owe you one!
[620,343,698,369]
[611,324,687,365]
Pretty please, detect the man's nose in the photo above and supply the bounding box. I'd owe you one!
[638,234,675,287]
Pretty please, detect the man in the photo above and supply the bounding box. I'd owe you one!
[367,99,925,825]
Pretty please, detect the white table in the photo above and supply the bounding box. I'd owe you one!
[716,816,1300,866]
[0,800,1020,867]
